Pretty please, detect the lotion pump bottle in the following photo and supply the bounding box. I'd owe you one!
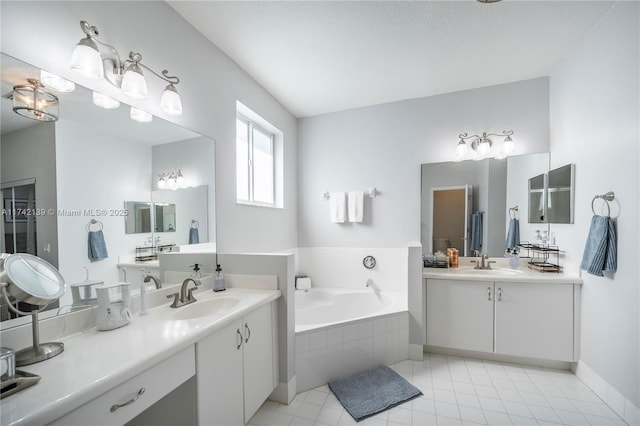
[213,264,226,292]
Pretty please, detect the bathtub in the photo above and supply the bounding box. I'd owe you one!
[295,287,405,333]
[294,287,409,392]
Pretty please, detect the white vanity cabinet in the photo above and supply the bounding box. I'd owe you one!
[426,278,578,362]
[196,301,277,425]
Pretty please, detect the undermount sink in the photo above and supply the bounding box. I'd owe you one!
[159,296,241,321]
[456,267,523,276]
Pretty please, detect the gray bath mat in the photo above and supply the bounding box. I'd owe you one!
[328,366,422,422]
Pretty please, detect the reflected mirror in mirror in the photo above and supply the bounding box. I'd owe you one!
[547,163,575,224]
[528,173,547,224]
[1,53,216,328]
[154,203,176,232]
[153,185,209,245]
[124,201,153,234]
[421,152,550,258]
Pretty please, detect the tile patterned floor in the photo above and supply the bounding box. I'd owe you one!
[249,353,628,426]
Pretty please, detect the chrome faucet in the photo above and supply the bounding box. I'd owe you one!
[143,272,162,289]
[472,253,496,270]
[167,277,201,308]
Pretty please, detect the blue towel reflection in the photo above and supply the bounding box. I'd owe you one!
[581,215,617,276]
[505,218,520,250]
[189,227,200,244]
[470,212,483,252]
[88,230,108,261]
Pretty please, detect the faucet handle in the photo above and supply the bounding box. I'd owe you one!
[187,287,198,302]
[167,293,180,308]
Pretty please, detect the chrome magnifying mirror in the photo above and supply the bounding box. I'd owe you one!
[0,253,66,366]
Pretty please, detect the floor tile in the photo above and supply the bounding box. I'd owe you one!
[259,354,627,426]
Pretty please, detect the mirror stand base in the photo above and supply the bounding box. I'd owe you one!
[15,342,64,367]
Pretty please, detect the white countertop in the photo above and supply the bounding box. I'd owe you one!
[423,265,582,284]
[1,288,281,426]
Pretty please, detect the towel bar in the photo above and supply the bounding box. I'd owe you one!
[323,187,376,200]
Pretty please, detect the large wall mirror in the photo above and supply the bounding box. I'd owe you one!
[1,53,216,328]
[421,152,550,258]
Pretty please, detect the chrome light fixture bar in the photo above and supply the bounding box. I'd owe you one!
[455,130,515,161]
[70,20,183,116]
[12,79,59,122]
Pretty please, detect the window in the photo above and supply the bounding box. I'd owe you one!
[236,102,283,208]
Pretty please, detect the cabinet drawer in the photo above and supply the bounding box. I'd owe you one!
[51,346,195,426]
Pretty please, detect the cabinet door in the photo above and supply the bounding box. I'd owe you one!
[243,302,274,423]
[494,282,573,361]
[196,318,244,426]
[426,279,494,353]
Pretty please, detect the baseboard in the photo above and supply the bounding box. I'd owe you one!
[269,375,297,404]
[574,361,640,425]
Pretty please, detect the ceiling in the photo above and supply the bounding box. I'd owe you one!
[168,0,614,118]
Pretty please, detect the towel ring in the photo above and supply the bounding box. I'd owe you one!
[86,219,103,232]
[591,191,615,217]
[190,220,199,229]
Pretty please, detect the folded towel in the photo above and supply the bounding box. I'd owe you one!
[330,192,347,223]
[470,212,483,252]
[296,277,312,290]
[581,215,617,276]
[88,230,108,261]
[189,227,200,244]
[505,218,520,250]
[348,191,364,223]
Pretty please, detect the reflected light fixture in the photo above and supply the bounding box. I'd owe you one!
[455,130,515,161]
[40,70,75,93]
[92,91,120,109]
[130,107,153,123]
[12,79,59,122]
[70,20,183,116]
[158,170,186,190]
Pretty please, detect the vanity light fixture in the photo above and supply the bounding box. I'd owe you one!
[130,107,153,123]
[158,170,186,190]
[455,130,515,161]
[12,79,59,122]
[70,20,183,116]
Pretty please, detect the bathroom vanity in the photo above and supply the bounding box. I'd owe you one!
[0,288,280,426]
[423,263,581,363]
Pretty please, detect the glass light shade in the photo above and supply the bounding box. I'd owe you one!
[130,107,152,123]
[12,82,59,122]
[455,140,468,157]
[121,64,147,99]
[92,91,120,109]
[502,136,515,154]
[477,139,491,156]
[40,70,75,93]
[176,170,185,187]
[160,84,183,116]
[158,176,167,189]
[70,38,103,79]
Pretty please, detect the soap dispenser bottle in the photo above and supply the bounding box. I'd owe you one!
[213,264,226,292]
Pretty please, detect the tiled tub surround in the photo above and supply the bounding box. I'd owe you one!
[295,311,410,393]
[294,247,411,392]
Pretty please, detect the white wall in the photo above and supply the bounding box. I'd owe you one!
[550,0,639,418]
[55,120,151,307]
[0,0,298,254]
[298,77,550,248]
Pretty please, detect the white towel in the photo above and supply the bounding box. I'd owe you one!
[296,277,312,290]
[348,191,364,223]
[330,192,347,223]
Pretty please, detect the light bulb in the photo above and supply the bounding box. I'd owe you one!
[121,63,147,99]
[92,91,120,109]
[502,135,515,154]
[70,37,103,79]
[160,84,183,116]
[477,138,491,156]
[40,70,75,93]
[130,107,152,123]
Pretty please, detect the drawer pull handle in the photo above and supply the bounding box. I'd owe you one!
[110,387,145,413]
[244,323,251,343]
[487,286,492,301]
[236,328,243,350]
